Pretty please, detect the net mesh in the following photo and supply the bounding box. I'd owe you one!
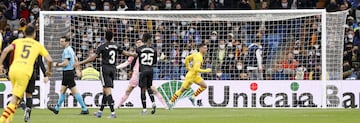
[43,15,70,81]
[326,11,347,80]
[42,11,345,81]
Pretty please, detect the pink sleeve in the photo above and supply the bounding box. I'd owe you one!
[128,57,134,62]
[117,57,134,69]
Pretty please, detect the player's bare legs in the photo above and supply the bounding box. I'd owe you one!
[150,86,167,109]
[117,85,135,108]
[59,86,67,94]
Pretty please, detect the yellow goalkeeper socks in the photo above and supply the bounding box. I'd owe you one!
[193,87,206,97]
[5,114,13,123]
[170,90,183,103]
[1,103,16,123]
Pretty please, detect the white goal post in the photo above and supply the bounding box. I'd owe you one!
[37,10,348,109]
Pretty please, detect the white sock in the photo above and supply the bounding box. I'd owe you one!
[98,111,102,113]
[143,109,147,112]
[111,112,115,115]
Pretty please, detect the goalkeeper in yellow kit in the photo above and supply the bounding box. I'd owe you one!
[168,43,211,109]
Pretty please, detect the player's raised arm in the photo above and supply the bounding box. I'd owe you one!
[76,44,102,67]
[122,50,137,57]
[77,53,98,66]
[116,57,134,69]
[185,54,194,71]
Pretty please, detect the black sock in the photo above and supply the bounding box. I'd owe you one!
[99,94,107,111]
[147,89,155,103]
[26,98,32,108]
[141,92,146,109]
[107,94,115,112]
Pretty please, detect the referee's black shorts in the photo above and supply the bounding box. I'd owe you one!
[62,70,76,89]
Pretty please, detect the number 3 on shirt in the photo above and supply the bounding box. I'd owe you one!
[141,53,154,65]
[109,50,115,64]
[21,45,31,59]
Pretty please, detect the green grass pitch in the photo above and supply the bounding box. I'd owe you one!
[1,108,360,123]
